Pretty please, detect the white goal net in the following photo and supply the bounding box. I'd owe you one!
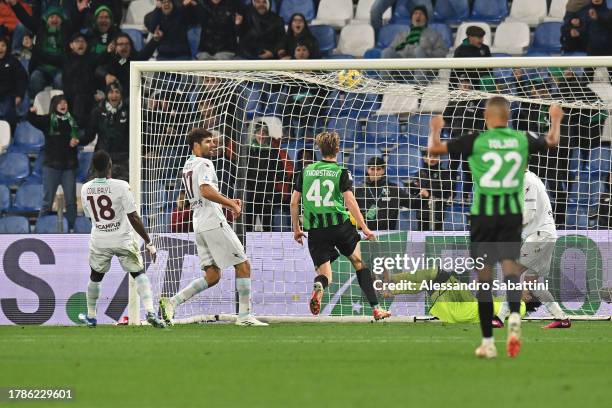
[130,58,612,324]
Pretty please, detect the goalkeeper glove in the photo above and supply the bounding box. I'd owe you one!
[146,242,157,262]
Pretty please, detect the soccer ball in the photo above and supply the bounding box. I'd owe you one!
[338,70,363,89]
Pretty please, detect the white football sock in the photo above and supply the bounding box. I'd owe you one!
[482,337,494,346]
[173,277,208,306]
[236,278,251,318]
[497,301,510,321]
[544,301,566,319]
[86,280,101,319]
[135,274,155,314]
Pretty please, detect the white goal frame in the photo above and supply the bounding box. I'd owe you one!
[128,57,612,325]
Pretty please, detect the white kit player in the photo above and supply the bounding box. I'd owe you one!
[158,128,267,326]
[494,169,571,329]
[78,150,165,328]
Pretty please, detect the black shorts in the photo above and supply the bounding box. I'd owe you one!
[307,220,361,268]
[470,214,522,264]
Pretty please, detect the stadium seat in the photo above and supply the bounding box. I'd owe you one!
[279,0,315,24]
[33,88,63,115]
[507,0,547,26]
[122,28,144,52]
[238,84,263,120]
[407,113,432,147]
[0,215,30,233]
[376,92,419,115]
[565,204,590,229]
[386,145,421,177]
[0,120,9,154]
[35,215,68,233]
[0,185,9,212]
[187,26,201,59]
[545,0,568,22]
[10,121,45,154]
[0,152,30,185]
[347,145,382,178]
[443,207,468,231]
[271,210,291,232]
[28,151,44,183]
[280,139,315,161]
[352,0,391,25]
[326,117,360,144]
[469,0,508,24]
[336,24,375,57]
[123,0,153,30]
[589,146,612,177]
[419,83,448,113]
[365,115,400,145]
[454,22,492,48]
[527,22,563,54]
[491,22,531,55]
[77,151,93,183]
[568,172,605,207]
[391,0,434,24]
[74,216,92,233]
[310,25,336,56]
[340,93,381,118]
[11,183,43,212]
[433,0,469,25]
[312,0,354,28]
[375,24,410,49]
[397,209,419,231]
[428,22,453,50]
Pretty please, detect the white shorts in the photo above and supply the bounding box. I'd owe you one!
[196,222,248,271]
[89,239,144,274]
[520,232,557,278]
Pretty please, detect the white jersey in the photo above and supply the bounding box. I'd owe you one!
[182,155,225,232]
[522,171,557,239]
[81,178,137,248]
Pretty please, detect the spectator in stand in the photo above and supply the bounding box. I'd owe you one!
[84,5,119,57]
[583,1,612,57]
[410,154,452,231]
[171,191,193,232]
[561,15,588,53]
[184,0,245,60]
[291,40,315,59]
[62,33,95,127]
[144,0,192,60]
[277,13,320,60]
[354,157,420,231]
[452,26,490,88]
[82,81,129,181]
[381,6,447,59]
[370,0,397,32]
[0,36,27,131]
[0,0,31,47]
[8,0,88,99]
[28,94,80,230]
[86,0,123,28]
[237,0,285,60]
[96,31,161,100]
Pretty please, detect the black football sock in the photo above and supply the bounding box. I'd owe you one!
[314,274,329,289]
[477,282,493,338]
[505,275,521,314]
[356,268,379,308]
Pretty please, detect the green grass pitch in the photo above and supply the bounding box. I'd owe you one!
[1,322,610,408]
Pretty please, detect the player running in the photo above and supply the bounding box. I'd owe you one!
[428,97,563,358]
[290,131,391,321]
[493,169,570,329]
[78,150,165,328]
[159,128,267,326]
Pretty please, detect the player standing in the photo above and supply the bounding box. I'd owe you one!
[159,128,267,326]
[494,169,570,329]
[78,150,165,328]
[290,131,391,320]
[428,97,563,358]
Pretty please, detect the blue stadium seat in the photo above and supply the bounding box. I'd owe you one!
[363,48,382,58]
[123,28,144,52]
[0,152,30,185]
[407,113,432,147]
[77,151,93,183]
[386,145,421,177]
[27,151,44,183]
[332,93,380,118]
[428,22,453,49]
[328,54,355,59]
[310,25,336,56]
[280,139,315,161]
[391,0,434,24]
[263,91,289,117]
[271,209,292,232]
[469,0,508,24]
[376,24,410,48]
[74,216,92,233]
[0,185,9,212]
[347,145,382,173]
[527,22,562,54]
[365,115,400,145]
[10,121,45,154]
[187,26,201,59]
[397,209,419,231]
[568,172,605,207]
[588,146,611,177]
[326,116,360,144]
[443,206,468,231]
[433,0,469,25]
[238,84,263,120]
[279,0,315,23]
[11,183,43,212]
[565,204,590,229]
[35,215,68,233]
[0,215,30,233]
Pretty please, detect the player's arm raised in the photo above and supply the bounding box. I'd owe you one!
[427,115,448,156]
[290,190,305,245]
[127,212,157,263]
[200,184,241,218]
[343,190,375,241]
[545,104,564,148]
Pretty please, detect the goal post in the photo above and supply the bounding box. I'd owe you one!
[129,57,612,325]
